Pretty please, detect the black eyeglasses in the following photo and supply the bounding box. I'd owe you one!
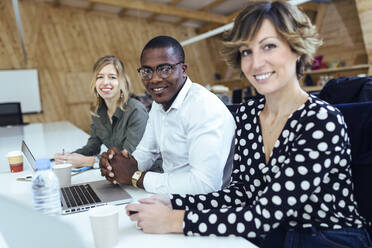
[137,62,184,80]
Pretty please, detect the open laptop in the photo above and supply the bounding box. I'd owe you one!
[22,140,133,215]
[0,195,87,248]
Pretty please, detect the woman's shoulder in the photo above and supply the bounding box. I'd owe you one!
[305,95,343,120]
[236,96,265,115]
[125,97,148,113]
[298,94,346,131]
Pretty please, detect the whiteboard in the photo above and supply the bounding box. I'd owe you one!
[0,69,42,113]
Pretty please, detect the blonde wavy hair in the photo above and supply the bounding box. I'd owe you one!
[222,0,322,79]
[90,56,134,115]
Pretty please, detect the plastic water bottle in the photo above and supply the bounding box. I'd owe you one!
[32,158,61,215]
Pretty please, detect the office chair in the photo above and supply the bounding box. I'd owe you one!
[335,101,372,232]
[0,102,24,126]
[318,76,372,104]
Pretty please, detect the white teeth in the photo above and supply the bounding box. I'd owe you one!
[255,72,272,80]
[153,88,164,92]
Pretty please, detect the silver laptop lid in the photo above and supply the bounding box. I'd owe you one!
[0,195,87,248]
[21,140,36,171]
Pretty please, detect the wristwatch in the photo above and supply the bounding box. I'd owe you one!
[132,170,143,188]
[93,155,100,169]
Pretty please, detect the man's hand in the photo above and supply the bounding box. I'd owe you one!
[99,147,139,185]
[99,151,115,183]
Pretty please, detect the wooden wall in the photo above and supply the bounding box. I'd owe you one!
[317,0,368,67]
[354,0,372,75]
[0,0,216,132]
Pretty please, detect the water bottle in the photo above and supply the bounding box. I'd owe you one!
[32,158,61,215]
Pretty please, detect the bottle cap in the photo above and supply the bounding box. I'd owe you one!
[35,158,51,171]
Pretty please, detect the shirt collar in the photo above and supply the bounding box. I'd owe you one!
[97,102,123,120]
[166,77,192,111]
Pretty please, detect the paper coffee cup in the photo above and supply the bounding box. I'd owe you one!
[52,163,72,187]
[7,151,23,173]
[89,205,119,248]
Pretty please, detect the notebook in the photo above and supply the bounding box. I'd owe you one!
[22,140,133,215]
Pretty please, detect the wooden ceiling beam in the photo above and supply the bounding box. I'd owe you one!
[197,9,239,34]
[147,0,182,22]
[86,3,95,12]
[314,3,327,34]
[118,8,127,17]
[175,0,226,26]
[89,0,229,24]
[299,2,319,12]
[52,0,60,6]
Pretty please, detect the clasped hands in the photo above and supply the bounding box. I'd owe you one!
[99,146,138,185]
[99,147,184,233]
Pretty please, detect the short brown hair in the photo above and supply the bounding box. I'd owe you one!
[222,0,322,79]
[90,56,134,115]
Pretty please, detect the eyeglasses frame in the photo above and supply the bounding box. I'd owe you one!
[137,61,184,80]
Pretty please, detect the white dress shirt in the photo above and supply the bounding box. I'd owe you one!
[132,78,236,194]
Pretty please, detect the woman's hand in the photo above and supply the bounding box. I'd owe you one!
[54,153,94,168]
[125,197,184,234]
[144,194,172,208]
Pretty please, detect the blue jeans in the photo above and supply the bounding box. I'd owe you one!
[283,227,372,248]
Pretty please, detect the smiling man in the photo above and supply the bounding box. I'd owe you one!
[100,36,236,194]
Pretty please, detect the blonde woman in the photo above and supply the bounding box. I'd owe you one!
[55,56,148,168]
[125,2,371,247]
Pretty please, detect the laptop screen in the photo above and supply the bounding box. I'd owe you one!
[21,140,36,171]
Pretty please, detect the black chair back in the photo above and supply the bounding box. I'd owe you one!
[0,102,23,126]
[335,101,372,229]
[318,76,372,104]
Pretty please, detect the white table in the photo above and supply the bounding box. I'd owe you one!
[0,122,256,248]
[0,121,103,173]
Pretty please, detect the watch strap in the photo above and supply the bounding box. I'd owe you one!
[131,170,143,188]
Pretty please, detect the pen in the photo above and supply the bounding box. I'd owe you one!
[62,148,65,164]
[71,166,93,173]
[16,176,32,181]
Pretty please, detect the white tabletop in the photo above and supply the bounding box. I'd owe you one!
[0,122,256,248]
[0,121,99,173]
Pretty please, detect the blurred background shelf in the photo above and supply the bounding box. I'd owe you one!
[305,64,370,75]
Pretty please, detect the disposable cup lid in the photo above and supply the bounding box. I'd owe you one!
[7,151,22,157]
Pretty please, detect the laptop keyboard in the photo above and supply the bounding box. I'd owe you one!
[61,184,101,208]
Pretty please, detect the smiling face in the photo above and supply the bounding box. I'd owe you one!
[239,19,299,96]
[95,64,121,101]
[140,47,187,111]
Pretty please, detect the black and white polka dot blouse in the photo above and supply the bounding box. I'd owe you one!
[170,94,368,241]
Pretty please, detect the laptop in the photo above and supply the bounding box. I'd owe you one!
[0,195,87,248]
[22,140,133,215]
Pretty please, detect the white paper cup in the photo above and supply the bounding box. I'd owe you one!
[6,151,23,173]
[89,205,119,248]
[52,163,72,187]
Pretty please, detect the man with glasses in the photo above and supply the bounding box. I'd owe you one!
[100,36,236,194]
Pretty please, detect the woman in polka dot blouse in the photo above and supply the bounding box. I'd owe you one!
[126,1,371,247]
